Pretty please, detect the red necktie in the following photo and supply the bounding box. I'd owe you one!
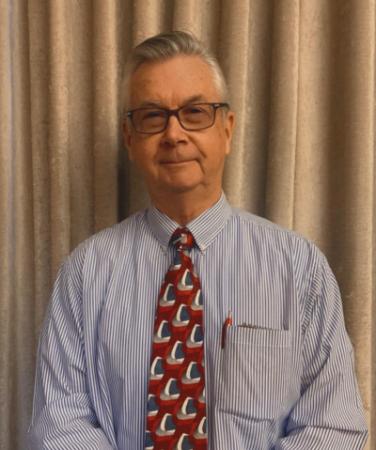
[145,228,207,450]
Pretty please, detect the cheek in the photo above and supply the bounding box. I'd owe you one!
[130,141,159,173]
[204,135,229,163]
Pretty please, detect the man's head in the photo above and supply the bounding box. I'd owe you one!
[122,31,235,207]
[122,31,229,110]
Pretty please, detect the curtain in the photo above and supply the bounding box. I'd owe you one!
[0,1,374,449]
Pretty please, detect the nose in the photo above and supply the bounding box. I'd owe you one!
[160,114,187,146]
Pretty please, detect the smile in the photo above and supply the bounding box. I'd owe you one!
[160,160,194,166]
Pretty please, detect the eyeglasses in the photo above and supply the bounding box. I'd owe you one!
[126,102,230,134]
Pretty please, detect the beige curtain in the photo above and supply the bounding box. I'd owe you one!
[0,1,374,449]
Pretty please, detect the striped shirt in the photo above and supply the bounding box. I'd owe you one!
[28,194,368,449]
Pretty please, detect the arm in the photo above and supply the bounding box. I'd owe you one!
[275,252,368,449]
[28,251,115,450]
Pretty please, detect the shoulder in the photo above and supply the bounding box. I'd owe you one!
[230,206,327,285]
[64,210,147,274]
[229,207,339,325]
[230,206,317,250]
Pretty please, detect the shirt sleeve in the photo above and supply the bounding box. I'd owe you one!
[274,251,368,449]
[27,250,115,450]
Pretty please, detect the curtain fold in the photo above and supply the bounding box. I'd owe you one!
[221,0,253,207]
[28,1,51,329]
[265,0,300,228]
[0,1,374,449]
[92,0,120,233]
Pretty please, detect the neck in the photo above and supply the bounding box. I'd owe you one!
[150,187,222,225]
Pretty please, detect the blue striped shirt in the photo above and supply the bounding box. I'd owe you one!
[28,194,368,449]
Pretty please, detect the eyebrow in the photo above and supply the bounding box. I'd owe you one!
[137,95,208,109]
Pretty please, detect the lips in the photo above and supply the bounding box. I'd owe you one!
[160,160,193,165]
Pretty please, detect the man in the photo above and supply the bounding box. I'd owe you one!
[29,31,368,449]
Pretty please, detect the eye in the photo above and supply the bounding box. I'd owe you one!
[183,105,206,114]
[141,110,165,120]
[181,104,211,124]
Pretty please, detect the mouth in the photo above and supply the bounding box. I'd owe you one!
[160,160,194,166]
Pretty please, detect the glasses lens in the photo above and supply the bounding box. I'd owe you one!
[179,104,214,130]
[132,109,167,133]
[129,104,220,133]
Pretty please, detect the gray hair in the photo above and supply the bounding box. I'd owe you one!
[121,31,229,111]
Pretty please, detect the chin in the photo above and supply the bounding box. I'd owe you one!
[160,173,203,193]
[164,183,200,194]
[158,176,205,194]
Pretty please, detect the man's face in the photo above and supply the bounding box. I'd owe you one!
[123,55,235,199]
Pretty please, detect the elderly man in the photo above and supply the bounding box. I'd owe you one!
[29,31,368,449]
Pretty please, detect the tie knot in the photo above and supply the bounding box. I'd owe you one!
[171,228,195,251]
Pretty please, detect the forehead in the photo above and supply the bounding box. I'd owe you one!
[128,55,220,107]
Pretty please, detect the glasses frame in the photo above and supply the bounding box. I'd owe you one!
[126,102,230,134]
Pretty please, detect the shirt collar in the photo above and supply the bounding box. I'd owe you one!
[146,192,233,252]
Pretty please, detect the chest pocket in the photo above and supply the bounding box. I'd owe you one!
[216,326,291,420]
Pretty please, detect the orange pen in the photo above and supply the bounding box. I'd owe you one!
[221,311,232,349]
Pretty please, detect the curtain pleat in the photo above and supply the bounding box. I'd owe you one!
[0,1,374,449]
[28,1,51,330]
[133,0,171,42]
[47,0,71,276]
[172,0,203,37]
[220,0,253,207]
[92,0,120,233]
[0,2,13,444]
[67,0,95,247]
[265,1,300,229]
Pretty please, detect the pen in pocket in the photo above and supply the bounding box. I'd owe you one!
[221,310,232,349]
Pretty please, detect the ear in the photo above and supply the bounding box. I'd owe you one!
[123,119,134,161]
[223,111,235,155]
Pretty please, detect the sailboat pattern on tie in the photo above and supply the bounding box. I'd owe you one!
[146,228,207,449]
